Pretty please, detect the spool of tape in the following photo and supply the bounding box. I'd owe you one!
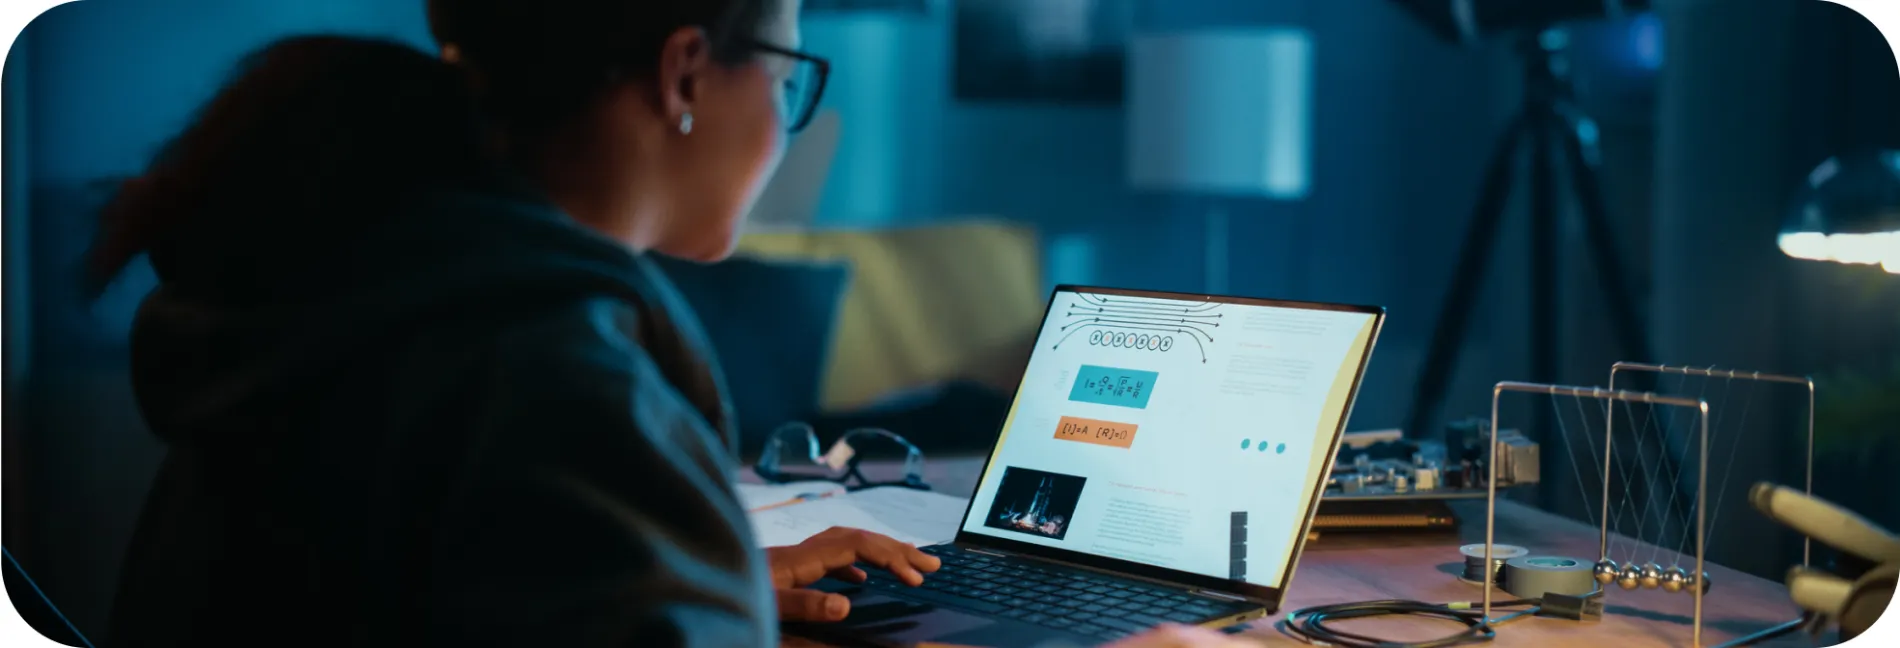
[1503,556,1599,600]
[1458,544,1528,585]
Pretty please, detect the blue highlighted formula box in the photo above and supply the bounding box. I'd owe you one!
[1069,365,1160,409]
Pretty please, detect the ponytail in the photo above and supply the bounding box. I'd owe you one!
[85,35,500,297]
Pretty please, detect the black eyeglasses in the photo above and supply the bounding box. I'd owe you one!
[754,423,931,492]
[741,39,830,134]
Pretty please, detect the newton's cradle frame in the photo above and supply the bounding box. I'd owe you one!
[1478,362,1815,647]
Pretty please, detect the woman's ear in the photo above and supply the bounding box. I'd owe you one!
[656,27,712,126]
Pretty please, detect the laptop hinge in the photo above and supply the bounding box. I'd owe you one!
[964,547,1010,558]
[1191,590,1253,602]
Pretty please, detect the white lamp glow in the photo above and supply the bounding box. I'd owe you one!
[1781,151,1900,275]
[1128,29,1313,199]
[1126,28,1314,294]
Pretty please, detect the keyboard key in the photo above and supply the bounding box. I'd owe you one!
[982,595,1008,604]
[1178,604,1222,617]
[1117,600,1146,611]
[1125,613,1166,626]
[1069,612,1098,622]
[1047,618,1076,629]
[1095,617,1149,633]
[995,587,1021,595]
[1000,609,1028,619]
[1036,594,1063,604]
[1024,613,1052,624]
[1077,593,1104,602]
[1166,610,1207,623]
[1106,590,1133,599]
[887,586,1007,614]
[1141,606,1171,616]
[1025,603,1051,613]
[1072,623,1106,636]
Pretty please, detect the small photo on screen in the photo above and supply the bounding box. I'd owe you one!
[983,467,1088,540]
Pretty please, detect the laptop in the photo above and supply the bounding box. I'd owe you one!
[789,286,1385,647]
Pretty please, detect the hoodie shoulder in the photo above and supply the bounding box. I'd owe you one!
[421,293,773,645]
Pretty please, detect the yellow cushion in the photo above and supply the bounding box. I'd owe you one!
[735,222,1044,411]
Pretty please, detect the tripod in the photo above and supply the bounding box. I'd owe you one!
[1406,28,1654,441]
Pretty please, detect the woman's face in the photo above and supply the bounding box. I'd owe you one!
[649,0,804,262]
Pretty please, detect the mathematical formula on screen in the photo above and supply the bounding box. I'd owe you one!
[1053,416,1139,449]
[1068,365,1160,409]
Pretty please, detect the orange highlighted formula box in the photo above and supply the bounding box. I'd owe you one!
[1054,416,1138,449]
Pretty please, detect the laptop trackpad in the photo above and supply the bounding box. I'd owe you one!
[836,594,998,641]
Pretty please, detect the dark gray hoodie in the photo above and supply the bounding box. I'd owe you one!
[106,188,775,647]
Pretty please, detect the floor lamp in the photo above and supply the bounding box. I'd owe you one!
[1779,149,1900,274]
[1127,29,1314,296]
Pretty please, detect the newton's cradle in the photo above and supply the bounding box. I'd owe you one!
[1477,362,1814,648]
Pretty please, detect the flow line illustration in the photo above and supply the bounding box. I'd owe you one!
[1064,316,1215,342]
[1051,324,1209,363]
[1076,293,1223,313]
[1055,295,1225,362]
[1068,305,1225,324]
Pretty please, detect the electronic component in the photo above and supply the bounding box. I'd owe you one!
[1323,423,1540,502]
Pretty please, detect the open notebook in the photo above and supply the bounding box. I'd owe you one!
[735,481,969,549]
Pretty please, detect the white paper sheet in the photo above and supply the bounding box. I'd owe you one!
[733,481,846,512]
[745,487,969,549]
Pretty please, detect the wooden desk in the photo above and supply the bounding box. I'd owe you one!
[772,458,1814,647]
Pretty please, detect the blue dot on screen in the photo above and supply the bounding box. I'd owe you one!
[1240,439,1251,450]
[1258,443,1269,453]
[1276,443,1287,454]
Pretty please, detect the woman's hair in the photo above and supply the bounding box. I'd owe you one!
[86,0,779,296]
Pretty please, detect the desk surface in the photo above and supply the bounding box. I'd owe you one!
[771,458,1812,647]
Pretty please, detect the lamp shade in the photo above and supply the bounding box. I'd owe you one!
[1779,150,1900,274]
[1126,28,1314,199]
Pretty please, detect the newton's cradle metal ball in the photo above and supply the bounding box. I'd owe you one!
[1594,558,1620,584]
[1617,562,1644,590]
[1640,563,1665,589]
[1661,567,1690,593]
[1688,570,1712,595]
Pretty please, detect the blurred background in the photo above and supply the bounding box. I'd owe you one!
[3,0,1898,643]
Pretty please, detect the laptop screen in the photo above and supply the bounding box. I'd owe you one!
[958,288,1380,590]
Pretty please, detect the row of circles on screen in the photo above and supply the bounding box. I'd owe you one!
[1089,330,1174,351]
[1241,439,1288,454]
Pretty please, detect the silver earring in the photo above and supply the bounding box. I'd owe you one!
[679,112,694,135]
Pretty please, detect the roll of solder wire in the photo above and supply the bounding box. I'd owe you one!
[1460,543,1528,585]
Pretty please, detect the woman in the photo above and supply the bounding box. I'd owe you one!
[91,0,1254,646]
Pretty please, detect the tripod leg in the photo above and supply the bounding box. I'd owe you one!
[1558,110,1655,365]
[1530,108,1560,390]
[1528,108,1560,512]
[1406,115,1527,439]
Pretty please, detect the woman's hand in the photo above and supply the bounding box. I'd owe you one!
[1103,624,1264,647]
[765,527,942,622]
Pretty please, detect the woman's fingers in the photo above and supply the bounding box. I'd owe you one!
[768,528,943,589]
[827,565,869,584]
[776,588,851,622]
[826,528,935,585]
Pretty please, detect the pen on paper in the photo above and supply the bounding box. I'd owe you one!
[749,490,839,513]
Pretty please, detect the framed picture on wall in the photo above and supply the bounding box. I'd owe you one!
[954,0,1136,103]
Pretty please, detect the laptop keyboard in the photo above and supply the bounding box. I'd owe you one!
[857,545,1253,641]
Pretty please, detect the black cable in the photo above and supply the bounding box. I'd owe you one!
[1281,598,1541,648]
